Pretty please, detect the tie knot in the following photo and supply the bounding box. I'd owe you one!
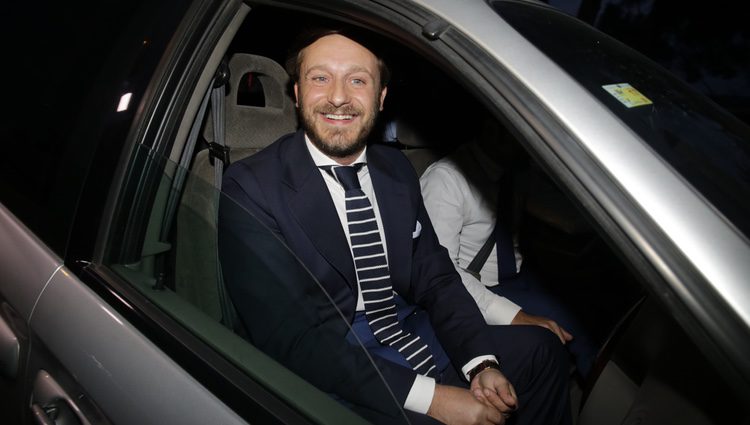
[324,164,364,191]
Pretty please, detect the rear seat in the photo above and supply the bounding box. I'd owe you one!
[175,53,297,326]
[383,116,445,177]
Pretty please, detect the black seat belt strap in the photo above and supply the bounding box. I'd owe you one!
[204,62,241,333]
[464,228,496,281]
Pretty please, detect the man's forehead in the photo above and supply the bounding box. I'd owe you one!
[301,34,379,71]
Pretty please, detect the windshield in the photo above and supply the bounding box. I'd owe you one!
[491,0,750,240]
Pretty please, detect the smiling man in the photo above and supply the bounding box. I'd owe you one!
[293,32,386,163]
[219,27,571,425]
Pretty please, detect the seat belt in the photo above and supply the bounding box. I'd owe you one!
[464,229,496,280]
[161,78,215,240]
[204,63,242,333]
[495,173,519,281]
[153,64,228,292]
[463,182,518,282]
[157,60,241,332]
[464,150,520,282]
[161,60,230,239]
[207,71,231,177]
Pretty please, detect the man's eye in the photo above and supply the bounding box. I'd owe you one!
[311,76,328,84]
[351,78,366,86]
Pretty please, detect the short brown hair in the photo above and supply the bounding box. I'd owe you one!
[285,26,391,90]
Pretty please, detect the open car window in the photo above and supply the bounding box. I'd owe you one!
[103,145,408,424]
[90,1,750,423]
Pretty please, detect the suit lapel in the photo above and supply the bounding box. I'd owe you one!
[368,148,413,289]
[281,132,358,290]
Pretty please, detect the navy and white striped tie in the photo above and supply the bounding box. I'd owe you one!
[327,164,436,377]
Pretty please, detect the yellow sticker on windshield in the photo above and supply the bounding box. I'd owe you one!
[602,83,652,108]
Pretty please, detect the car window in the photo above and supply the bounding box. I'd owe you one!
[491,0,750,240]
[0,0,191,256]
[103,145,406,424]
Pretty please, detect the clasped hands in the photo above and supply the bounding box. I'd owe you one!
[427,368,517,425]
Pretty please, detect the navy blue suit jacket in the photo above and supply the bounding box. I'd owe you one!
[219,130,495,417]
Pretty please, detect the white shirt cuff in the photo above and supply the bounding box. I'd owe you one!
[457,268,521,326]
[403,375,435,414]
[461,355,499,382]
[484,297,522,326]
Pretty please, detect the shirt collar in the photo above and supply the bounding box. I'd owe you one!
[305,133,368,167]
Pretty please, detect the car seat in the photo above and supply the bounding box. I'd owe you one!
[175,53,297,328]
[387,116,444,177]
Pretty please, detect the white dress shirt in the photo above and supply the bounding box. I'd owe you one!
[305,137,436,413]
[306,138,499,414]
[421,143,523,325]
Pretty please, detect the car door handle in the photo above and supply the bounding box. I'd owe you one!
[30,370,92,425]
[30,404,57,425]
[0,311,20,379]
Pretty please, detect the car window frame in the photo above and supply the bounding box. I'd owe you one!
[78,1,422,423]
[420,0,750,396]
[65,0,750,420]
[66,0,327,423]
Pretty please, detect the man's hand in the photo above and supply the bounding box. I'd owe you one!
[469,368,518,417]
[427,384,507,425]
[511,310,573,344]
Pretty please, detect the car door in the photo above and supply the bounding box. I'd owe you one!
[2,0,408,423]
[0,206,61,424]
[0,0,249,423]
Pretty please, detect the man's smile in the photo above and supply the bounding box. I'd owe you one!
[323,113,355,121]
[319,111,360,126]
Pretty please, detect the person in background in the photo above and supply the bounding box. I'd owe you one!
[420,119,597,379]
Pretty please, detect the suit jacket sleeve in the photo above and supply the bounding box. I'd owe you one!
[381,149,499,370]
[218,163,412,421]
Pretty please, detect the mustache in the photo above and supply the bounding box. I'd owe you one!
[315,105,361,115]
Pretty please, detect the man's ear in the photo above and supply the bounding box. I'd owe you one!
[379,86,388,111]
[293,82,299,107]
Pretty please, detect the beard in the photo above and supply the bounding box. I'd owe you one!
[298,96,380,159]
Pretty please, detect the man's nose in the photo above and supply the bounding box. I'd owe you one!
[328,79,350,107]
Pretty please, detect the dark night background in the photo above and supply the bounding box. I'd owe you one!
[545,0,750,125]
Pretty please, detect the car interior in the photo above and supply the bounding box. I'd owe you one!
[102,2,746,424]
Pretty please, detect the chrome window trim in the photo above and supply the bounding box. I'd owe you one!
[414,0,750,331]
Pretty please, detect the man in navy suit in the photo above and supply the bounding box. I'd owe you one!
[218,27,571,425]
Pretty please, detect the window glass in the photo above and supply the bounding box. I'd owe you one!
[0,0,189,255]
[105,146,406,424]
[491,1,750,239]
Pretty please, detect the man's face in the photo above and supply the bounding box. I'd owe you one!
[294,34,387,162]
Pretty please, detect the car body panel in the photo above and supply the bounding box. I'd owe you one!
[413,0,750,362]
[1,203,246,424]
[29,265,246,425]
[0,205,61,322]
[413,0,750,309]
[2,0,749,423]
